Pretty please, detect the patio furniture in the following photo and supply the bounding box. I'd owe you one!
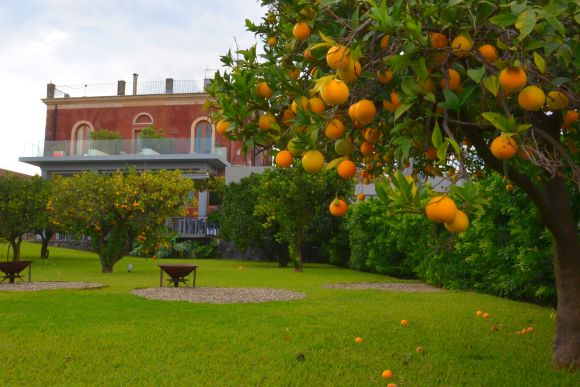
[158,264,198,288]
[0,260,32,284]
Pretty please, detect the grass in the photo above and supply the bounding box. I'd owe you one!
[0,242,578,386]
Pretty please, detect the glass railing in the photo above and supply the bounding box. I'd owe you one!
[22,139,228,159]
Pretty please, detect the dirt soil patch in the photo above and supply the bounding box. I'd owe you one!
[132,287,306,304]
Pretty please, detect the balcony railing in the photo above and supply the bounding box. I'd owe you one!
[23,139,227,159]
[50,79,208,98]
[169,217,219,238]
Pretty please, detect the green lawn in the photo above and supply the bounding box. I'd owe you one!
[0,242,578,386]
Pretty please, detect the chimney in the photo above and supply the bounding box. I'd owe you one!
[132,73,138,95]
[47,83,56,99]
[117,80,126,96]
[165,78,174,94]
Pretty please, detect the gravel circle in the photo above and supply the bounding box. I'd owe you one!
[322,282,443,292]
[0,281,105,292]
[132,287,306,304]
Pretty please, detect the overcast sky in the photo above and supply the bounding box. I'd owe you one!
[0,0,265,175]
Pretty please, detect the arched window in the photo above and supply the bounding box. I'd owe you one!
[132,113,154,152]
[71,121,93,155]
[194,120,213,154]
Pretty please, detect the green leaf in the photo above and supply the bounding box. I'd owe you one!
[393,137,413,160]
[424,92,436,103]
[374,180,390,203]
[447,137,461,157]
[543,14,565,36]
[515,10,536,41]
[533,52,546,74]
[490,13,517,27]
[467,66,486,83]
[458,85,478,107]
[481,112,515,132]
[437,141,448,162]
[432,122,443,148]
[438,89,460,111]
[482,75,499,97]
[394,102,415,121]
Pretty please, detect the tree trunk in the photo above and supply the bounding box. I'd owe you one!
[552,237,580,369]
[9,236,22,261]
[294,233,303,272]
[99,254,114,273]
[40,230,54,259]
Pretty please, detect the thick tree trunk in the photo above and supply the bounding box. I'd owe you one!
[99,254,114,273]
[40,230,55,259]
[9,236,22,261]
[552,237,580,369]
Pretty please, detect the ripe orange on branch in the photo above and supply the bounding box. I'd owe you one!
[499,67,527,92]
[518,86,545,111]
[490,135,517,159]
[329,198,348,217]
[324,119,345,139]
[301,150,325,173]
[546,90,569,110]
[444,210,469,233]
[429,32,448,48]
[337,159,357,179]
[338,59,361,83]
[326,45,350,70]
[382,91,401,112]
[321,79,350,105]
[478,44,498,62]
[292,22,311,40]
[439,69,461,90]
[258,113,276,131]
[426,195,458,223]
[256,81,273,98]
[275,150,293,168]
[451,35,473,57]
[376,69,393,84]
[216,120,230,135]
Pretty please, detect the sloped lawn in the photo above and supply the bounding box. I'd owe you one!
[0,242,578,386]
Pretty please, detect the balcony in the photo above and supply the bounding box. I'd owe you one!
[20,139,230,176]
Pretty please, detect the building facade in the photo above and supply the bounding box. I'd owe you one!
[20,76,270,237]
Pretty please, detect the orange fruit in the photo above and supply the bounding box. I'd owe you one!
[376,69,393,84]
[335,138,354,155]
[354,337,364,343]
[526,327,535,333]
[304,47,315,61]
[505,183,514,191]
[476,310,484,317]
[288,68,301,80]
[444,210,469,233]
[324,119,345,139]
[518,86,545,111]
[546,90,569,110]
[381,370,393,379]
[422,78,435,94]
[416,346,426,354]
[490,135,517,159]
[281,109,295,126]
[308,97,325,114]
[382,91,401,112]
[258,113,276,131]
[439,68,461,90]
[360,141,374,155]
[329,198,348,216]
[321,79,350,105]
[337,159,357,179]
[380,34,390,48]
[291,96,309,113]
[326,45,350,70]
[292,22,311,40]
[275,150,293,168]
[425,147,438,160]
[363,127,380,144]
[338,59,361,83]
[563,110,579,125]
[478,44,498,62]
[429,32,448,48]
[354,99,377,124]
[267,36,277,47]
[426,195,458,223]
[482,312,491,319]
[356,193,366,201]
[451,35,473,57]
[400,319,409,326]
[499,67,527,92]
[256,81,273,98]
[302,150,325,173]
[215,120,230,135]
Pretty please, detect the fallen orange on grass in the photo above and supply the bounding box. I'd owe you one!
[400,319,409,326]
[355,337,364,343]
[381,370,393,379]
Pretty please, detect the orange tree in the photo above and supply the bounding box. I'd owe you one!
[208,0,579,368]
[49,169,193,273]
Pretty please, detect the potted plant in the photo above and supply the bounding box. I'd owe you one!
[90,129,121,155]
[140,126,171,154]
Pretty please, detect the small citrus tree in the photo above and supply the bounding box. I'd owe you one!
[49,169,193,272]
[208,0,579,368]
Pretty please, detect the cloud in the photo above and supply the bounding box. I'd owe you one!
[0,0,265,174]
